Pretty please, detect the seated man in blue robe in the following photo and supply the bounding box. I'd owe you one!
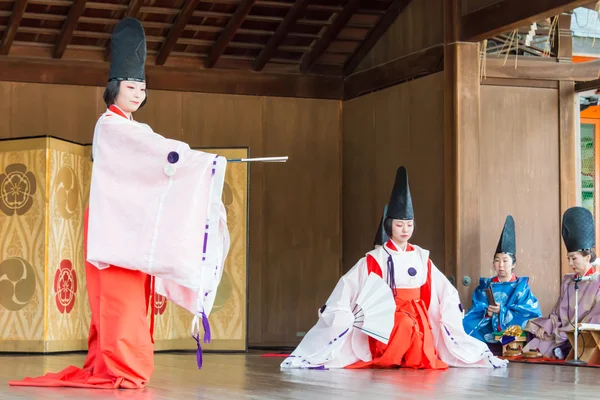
[463,216,542,353]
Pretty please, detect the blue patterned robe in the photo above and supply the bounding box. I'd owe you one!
[463,276,542,343]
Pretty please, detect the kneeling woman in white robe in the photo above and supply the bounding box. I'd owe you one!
[281,167,507,370]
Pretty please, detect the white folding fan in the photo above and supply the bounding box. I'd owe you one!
[352,273,396,345]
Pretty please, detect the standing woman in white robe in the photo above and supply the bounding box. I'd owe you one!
[281,166,508,370]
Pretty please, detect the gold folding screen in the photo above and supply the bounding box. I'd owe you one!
[0,137,247,353]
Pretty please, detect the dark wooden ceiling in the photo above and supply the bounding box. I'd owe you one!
[0,0,411,77]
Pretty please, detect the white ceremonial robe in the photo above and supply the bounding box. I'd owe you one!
[281,241,508,369]
[87,107,230,321]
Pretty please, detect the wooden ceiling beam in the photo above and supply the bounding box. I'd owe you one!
[209,0,387,14]
[300,0,361,73]
[125,0,143,18]
[54,0,87,59]
[462,0,592,42]
[343,0,412,76]
[0,56,342,100]
[485,57,600,81]
[156,0,200,66]
[0,0,28,56]
[205,0,257,68]
[575,78,600,93]
[253,0,310,71]
[344,45,443,100]
[104,0,144,60]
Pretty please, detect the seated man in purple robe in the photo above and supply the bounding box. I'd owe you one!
[524,207,600,359]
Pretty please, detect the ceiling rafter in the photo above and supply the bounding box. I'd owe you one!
[156,0,200,66]
[344,0,412,76]
[0,0,28,56]
[300,0,361,74]
[54,0,87,59]
[253,0,310,71]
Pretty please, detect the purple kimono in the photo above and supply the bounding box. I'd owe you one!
[524,271,600,358]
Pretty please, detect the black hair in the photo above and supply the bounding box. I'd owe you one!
[103,79,147,109]
[383,217,415,237]
[494,252,516,265]
[580,249,597,263]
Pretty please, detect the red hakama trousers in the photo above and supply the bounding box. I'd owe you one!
[346,254,448,370]
[9,208,154,389]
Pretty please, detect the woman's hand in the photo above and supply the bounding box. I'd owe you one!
[486,304,500,317]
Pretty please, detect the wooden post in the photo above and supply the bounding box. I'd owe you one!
[444,0,481,306]
[552,14,572,63]
[559,81,578,276]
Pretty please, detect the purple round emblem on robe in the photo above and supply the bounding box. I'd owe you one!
[408,267,417,277]
[168,151,179,164]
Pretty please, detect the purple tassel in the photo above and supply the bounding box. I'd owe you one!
[193,333,203,369]
[387,255,397,296]
[191,313,210,369]
[202,312,211,343]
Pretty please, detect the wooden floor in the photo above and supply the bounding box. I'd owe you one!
[0,352,598,399]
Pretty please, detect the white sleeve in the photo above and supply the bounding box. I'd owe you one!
[281,258,370,369]
[428,262,508,368]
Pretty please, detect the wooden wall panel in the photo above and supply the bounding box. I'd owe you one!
[44,85,102,144]
[134,90,183,140]
[0,82,343,347]
[343,73,446,273]
[0,82,10,137]
[179,93,265,345]
[341,94,377,271]
[261,97,342,345]
[9,83,49,139]
[4,83,101,143]
[355,0,444,73]
[479,85,561,315]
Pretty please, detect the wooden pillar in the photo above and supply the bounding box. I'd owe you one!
[552,14,573,63]
[444,0,481,305]
[559,80,578,276]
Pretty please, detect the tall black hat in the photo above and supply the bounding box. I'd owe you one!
[386,166,414,220]
[109,18,146,82]
[495,215,516,255]
[562,206,595,252]
[373,205,389,246]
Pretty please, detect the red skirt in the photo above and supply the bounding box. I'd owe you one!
[9,208,154,389]
[347,287,448,370]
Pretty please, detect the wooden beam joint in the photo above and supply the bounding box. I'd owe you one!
[252,0,310,71]
[54,0,87,59]
[104,0,144,61]
[575,78,600,93]
[156,0,200,66]
[552,14,572,62]
[206,0,258,69]
[343,45,444,100]
[343,0,413,76]
[300,0,361,74]
[0,0,28,56]
[461,0,591,42]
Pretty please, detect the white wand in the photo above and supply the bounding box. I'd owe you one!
[227,156,288,163]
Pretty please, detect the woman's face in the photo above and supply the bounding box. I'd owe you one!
[567,251,591,276]
[493,253,514,281]
[391,219,414,246]
[114,81,146,114]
